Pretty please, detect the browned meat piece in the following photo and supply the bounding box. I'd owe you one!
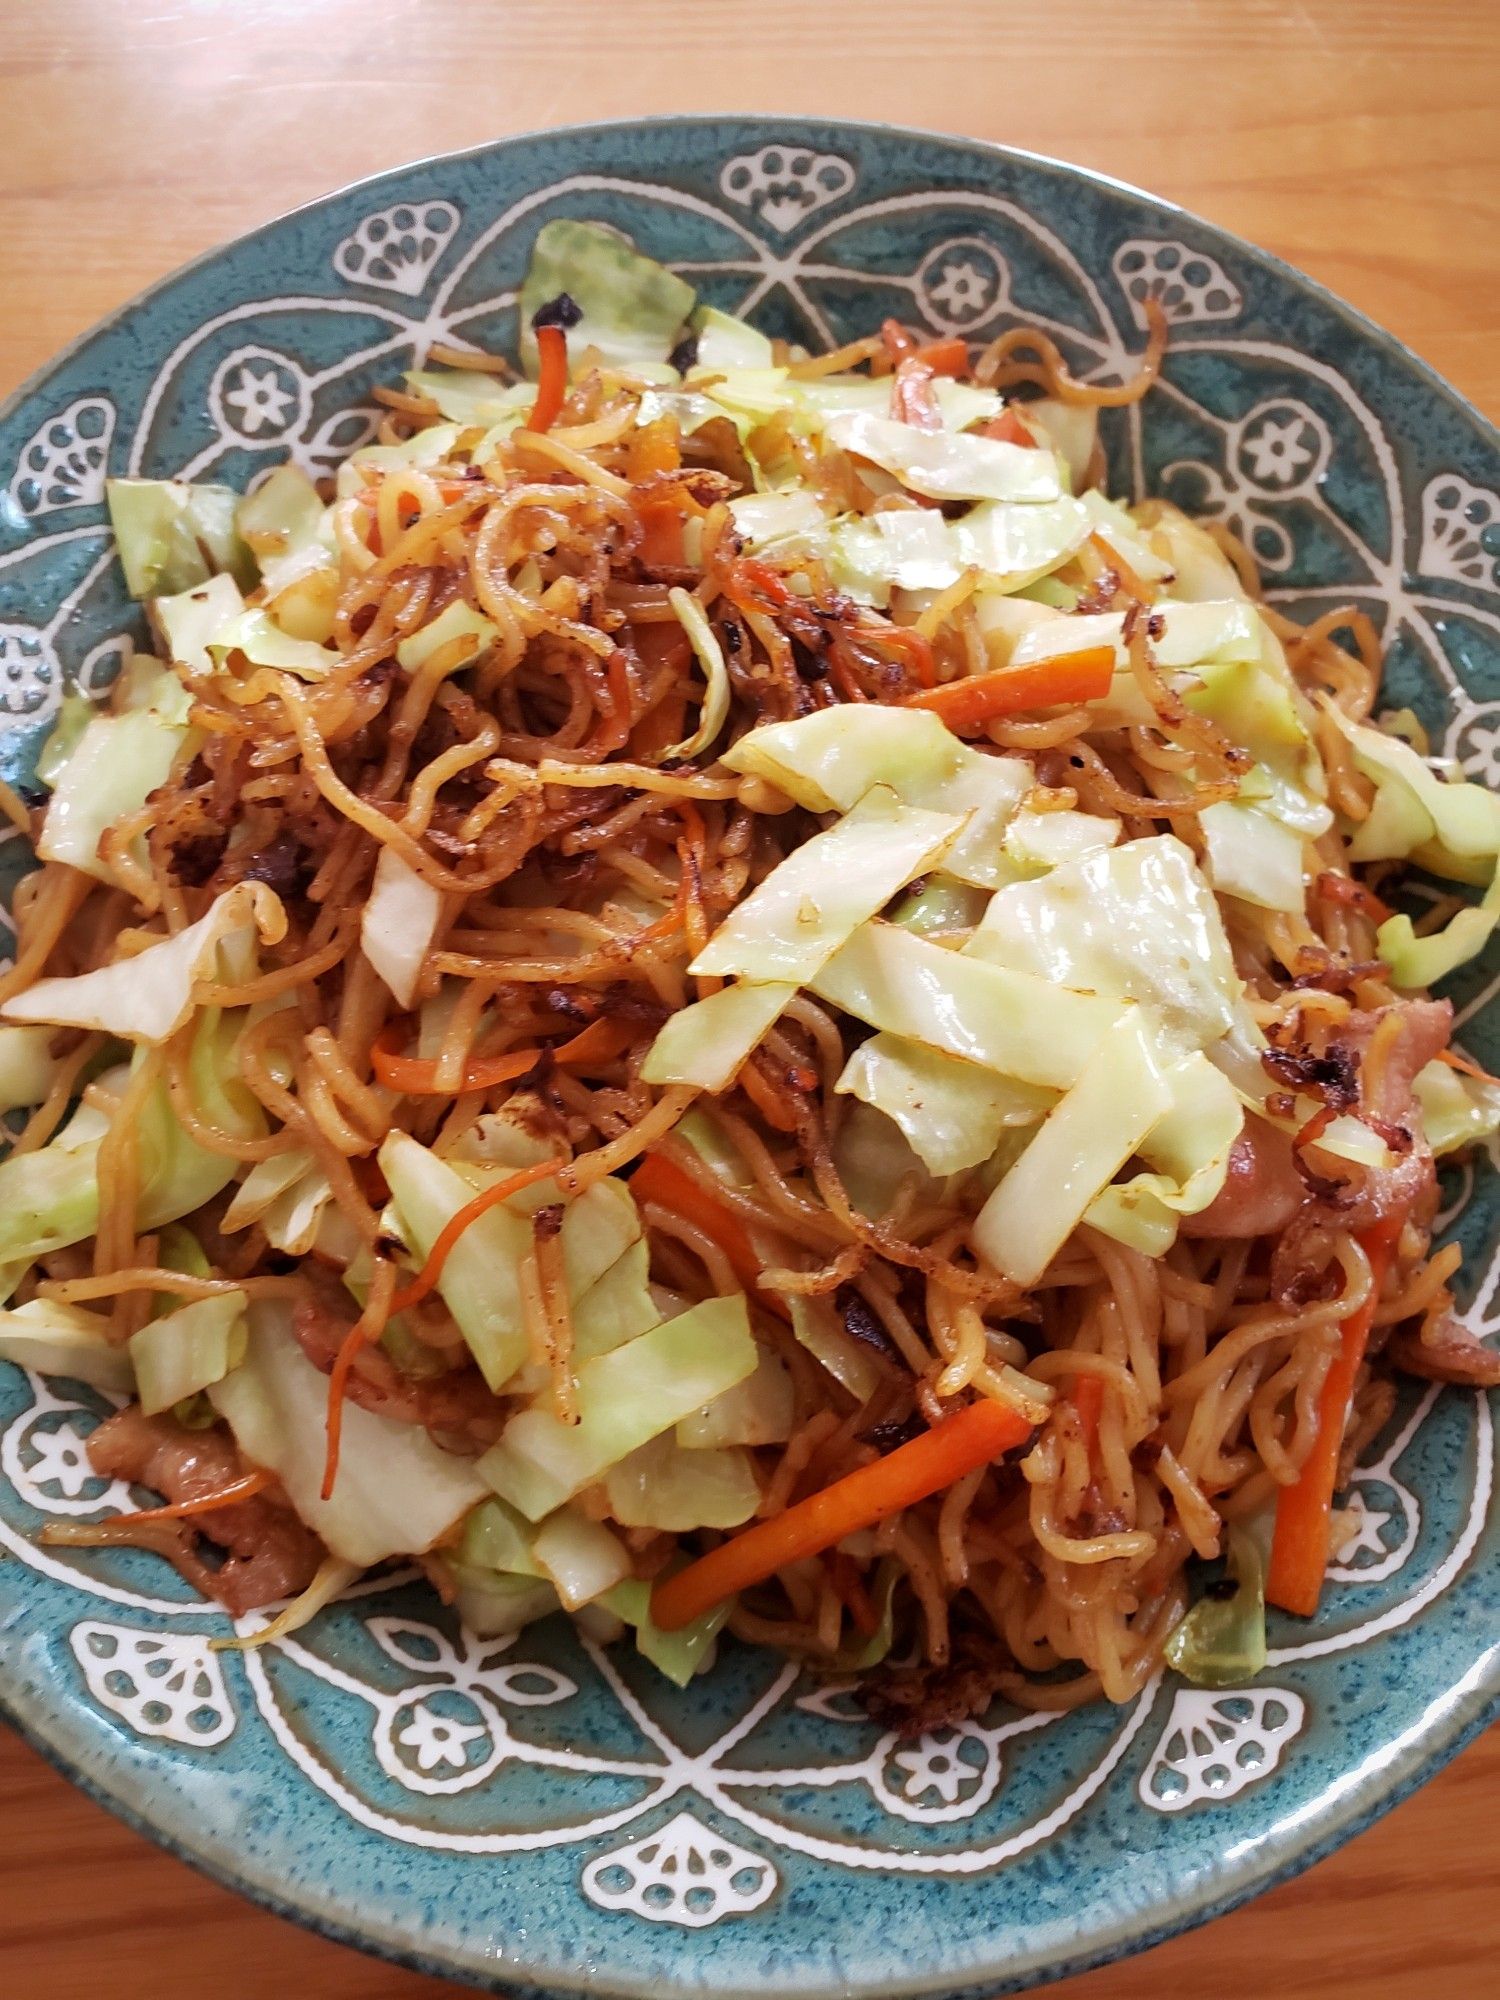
[1388,1313,1500,1388]
[291,1295,507,1446]
[858,1639,1013,1737]
[88,1404,323,1614]
[1183,1119,1304,1238]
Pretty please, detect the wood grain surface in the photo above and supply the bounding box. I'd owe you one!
[0,3,1495,1997]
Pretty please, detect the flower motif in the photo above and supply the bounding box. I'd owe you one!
[891,1735,975,1804]
[223,366,296,436]
[396,1698,490,1772]
[1240,415,1315,487]
[1332,1488,1393,1565]
[24,1420,98,1500]
[870,1721,1002,1822]
[1450,705,1500,786]
[915,237,1009,334]
[209,347,310,449]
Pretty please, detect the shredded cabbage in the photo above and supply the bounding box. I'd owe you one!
[0,1023,62,1113]
[1084,1052,1244,1255]
[788,1292,886,1403]
[966,836,1239,1053]
[209,610,340,680]
[692,787,963,983]
[395,599,498,673]
[361,847,440,1009]
[105,477,253,599]
[823,410,1062,503]
[724,705,1032,890]
[152,573,246,674]
[676,1345,795,1447]
[1414,1057,1500,1156]
[236,464,324,564]
[1163,1523,1267,1686]
[37,702,188,885]
[2,883,286,1043]
[532,1508,631,1610]
[478,1294,757,1519]
[0,1297,135,1393]
[1200,800,1306,914]
[517,219,695,377]
[604,1432,760,1529]
[210,1302,487,1565]
[130,1291,247,1415]
[640,978,796,1090]
[812,920,1123,1090]
[691,305,775,372]
[602,1575,731,1685]
[974,1010,1174,1285]
[838,1033,1053,1176]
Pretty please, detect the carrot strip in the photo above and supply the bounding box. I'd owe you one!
[1315,870,1393,925]
[529,325,570,433]
[111,1471,273,1524]
[1439,1046,1500,1087]
[1266,1216,1403,1616]
[630,1151,766,1298]
[825,1551,879,1637]
[651,1399,1034,1629]
[1073,1374,1105,1455]
[737,1057,802,1134]
[372,1017,631,1096]
[912,336,970,378]
[981,407,1039,447]
[905,645,1117,729]
[390,1158,569,1317]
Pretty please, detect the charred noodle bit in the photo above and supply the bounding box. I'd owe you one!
[0,228,1487,1706]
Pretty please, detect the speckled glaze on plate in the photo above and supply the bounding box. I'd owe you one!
[0,117,1497,2000]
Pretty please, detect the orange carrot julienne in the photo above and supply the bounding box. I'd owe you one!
[112,1471,273,1524]
[529,324,570,433]
[390,1157,569,1317]
[651,1398,1034,1630]
[912,336,970,377]
[1438,1046,1500,1087]
[1073,1374,1105,1455]
[981,407,1039,447]
[629,1150,771,1301]
[372,1017,631,1096]
[906,645,1117,730]
[1266,1216,1403,1617]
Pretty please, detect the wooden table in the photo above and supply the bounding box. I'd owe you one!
[1,3,1496,1996]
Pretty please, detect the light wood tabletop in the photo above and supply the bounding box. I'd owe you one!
[0,3,1496,1997]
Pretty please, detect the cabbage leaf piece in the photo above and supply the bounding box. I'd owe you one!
[517,219,696,376]
[0,1298,136,1393]
[1084,1051,1244,1256]
[838,1033,1054,1176]
[823,410,1062,503]
[37,701,189,886]
[812,920,1122,1090]
[641,978,798,1091]
[210,1302,487,1566]
[1413,1057,1500,1156]
[1,883,287,1043]
[1200,800,1306,914]
[106,477,254,599]
[604,1431,760,1530]
[130,1291,247,1415]
[973,1010,1174,1285]
[477,1294,757,1519]
[966,836,1239,1053]
[722,706,1032,890]
[0,1023,63,1114]
[361,847,440,1009]
[1164,1524,1267,1687]
[691,787,964,982]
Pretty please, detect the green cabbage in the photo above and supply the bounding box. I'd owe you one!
[532,1508,631,1610]
[151,573,246,674]
[966,837,1239,1053]
[105,477,254,600]
[676,1344,795,1446]
[722,707,1031,890]
[2,883,285,1044]
[604,1432,760,1529]
[1200,800,1306,914]
[601,1575,731,1685]
[691,305,775,371]
[210,1301,488,1566]
[360,847,441,1009]
[236,464,324,564]
[0,1298,135,1393]
[404,371,532,427]
[641,978,797,1090]
[692,787,963,983]
[208,610,339,679]
[36,703,188,885]
[827,496,1089,606]
[394,600,498,673]
[973,1010,1173,1285]
[129,1291,247,1415]
[838,1033,1053,1176]
[1084,1051,1243,1255]
[572,1235,662,1360]
[887,875,991,937]
[1164,1523,1267,1687]
[812,920,1123,1090]
[478,1294,757,1519]
[1413,1057,1500,1155]
[788,1291,886,1403]
[822,409,1062,503]
[517,219,696,377]
[0,1024,63,1114]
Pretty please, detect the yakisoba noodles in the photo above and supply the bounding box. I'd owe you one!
[1,219,1497,1718]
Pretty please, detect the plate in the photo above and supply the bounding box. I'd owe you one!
[1,116,1498,2000]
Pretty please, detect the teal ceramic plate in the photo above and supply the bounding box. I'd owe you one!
[0,117,1497,1999]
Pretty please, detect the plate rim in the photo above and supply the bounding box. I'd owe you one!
[0,110,1496,2000]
